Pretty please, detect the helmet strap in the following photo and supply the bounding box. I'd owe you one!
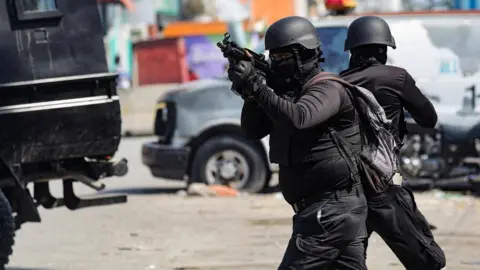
[292,47,304,83]
[293,46,324,84]
[350,45,387,68]
[317,48,325,63]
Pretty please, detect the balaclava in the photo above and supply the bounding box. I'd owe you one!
[349,45,387,68]
[270,45,324,92]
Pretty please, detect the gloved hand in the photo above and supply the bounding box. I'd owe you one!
[228,61,257,93]
[228,61,269,101]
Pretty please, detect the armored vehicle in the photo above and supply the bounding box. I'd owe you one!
[0,0,128,266]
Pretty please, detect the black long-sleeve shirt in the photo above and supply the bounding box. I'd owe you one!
[240,100,272,140]
[340,63,438,141]
[253,81,342,131]
[240,77,360,203]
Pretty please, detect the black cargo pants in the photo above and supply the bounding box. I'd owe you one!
[279,185,368,270]
[364,185,446,270]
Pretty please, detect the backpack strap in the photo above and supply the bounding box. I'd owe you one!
[330,128,361,183]
[304,72,356,90]
[305,72,362,182]
[303,72,357,103]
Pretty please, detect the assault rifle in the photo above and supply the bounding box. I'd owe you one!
[217,33,270,94]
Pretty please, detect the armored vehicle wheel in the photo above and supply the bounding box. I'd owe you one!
[191,135,268,194]
[0,189,14,267]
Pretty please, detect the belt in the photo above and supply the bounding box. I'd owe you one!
[291,184,363,214]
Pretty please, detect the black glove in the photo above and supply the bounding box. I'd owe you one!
[228,61,256,84]
[228,61,264,98]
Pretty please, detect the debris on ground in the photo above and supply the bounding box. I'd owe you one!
[176,190,189,197]
[180,183,240,197]
[462,260,480,265]
[274,192,284,200]
[187,183,217,197]
[209,185,239,197]
[433,190,468,200]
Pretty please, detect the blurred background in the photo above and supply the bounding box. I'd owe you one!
[98,0,476,89]
[100,0,480,136]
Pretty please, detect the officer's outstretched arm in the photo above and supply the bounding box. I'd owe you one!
[252,81,340,130]
[241,100,272,140]
[402,72,438,128]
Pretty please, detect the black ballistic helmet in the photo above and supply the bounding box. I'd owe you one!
[344,16,396,51]
[265,16,321,51]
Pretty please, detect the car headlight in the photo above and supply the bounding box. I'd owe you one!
[156,101,166,110]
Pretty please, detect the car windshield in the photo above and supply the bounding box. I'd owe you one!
[253,26,349,74]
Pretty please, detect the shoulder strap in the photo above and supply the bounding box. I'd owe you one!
[303,72,357,104]
[304,72,356,90]
[305,72,361,181]
[330,128,360,182]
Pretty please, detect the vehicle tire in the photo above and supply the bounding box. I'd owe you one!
[191,135,268,194]
[0,189,14,268]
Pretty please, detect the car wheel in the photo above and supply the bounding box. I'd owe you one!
[191,135,268,193]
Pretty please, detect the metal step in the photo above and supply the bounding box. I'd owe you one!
[34,179,127,210]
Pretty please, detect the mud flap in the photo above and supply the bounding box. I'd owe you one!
[4,163,41,228]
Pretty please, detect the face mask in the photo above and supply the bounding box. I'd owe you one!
[377,53,387,65]
[270,58,296,79]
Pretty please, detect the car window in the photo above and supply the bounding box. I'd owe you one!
[14,0,62,21]
[253,26,349,74]
[22,0,57,12]
[317,26,349,74]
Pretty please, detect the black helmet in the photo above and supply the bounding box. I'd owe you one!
[344,16,396,51]
[265,16,321,51]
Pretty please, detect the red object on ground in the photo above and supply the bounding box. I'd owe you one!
[209,185,239,197]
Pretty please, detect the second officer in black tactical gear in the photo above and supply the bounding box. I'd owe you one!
[228,16,368,269]
[341,16,437,142]
[340,16,446,270]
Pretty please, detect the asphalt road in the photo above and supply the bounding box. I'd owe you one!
[7,137,480,270]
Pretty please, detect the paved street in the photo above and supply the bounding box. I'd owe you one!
[7,137,480,270]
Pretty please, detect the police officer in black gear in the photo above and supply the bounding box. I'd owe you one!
[229,16,368,269]
[340,16,446,270]
[342,16,437,140]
